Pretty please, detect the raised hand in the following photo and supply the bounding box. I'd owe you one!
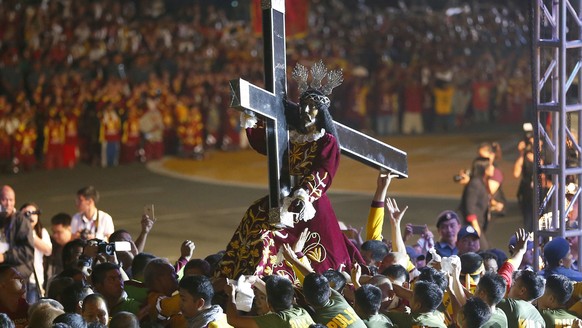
[386,198,409,225]
[294,228,310,253]
[141,214,155,234]
[377,172,399,191]
[514,228,530,253]
[350,262,362,288]
[180,240,195,260]
[282,243,299,263]
[404,223,413,242]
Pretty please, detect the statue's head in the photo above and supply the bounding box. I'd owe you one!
[292,61,343,135]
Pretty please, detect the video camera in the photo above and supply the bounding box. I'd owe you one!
[88,239,132,256]
[100,240,132,256]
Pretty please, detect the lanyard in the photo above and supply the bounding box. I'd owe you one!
[85,210,100,234]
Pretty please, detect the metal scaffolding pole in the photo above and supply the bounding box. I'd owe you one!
[533,0,582,271]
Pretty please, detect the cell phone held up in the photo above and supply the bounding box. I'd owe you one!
[144,204,155,220]
[410,224,426,235]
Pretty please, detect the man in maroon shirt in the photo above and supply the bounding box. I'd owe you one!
[0,265,29,326]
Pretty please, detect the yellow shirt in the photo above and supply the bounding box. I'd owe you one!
[366,206,384,241]
[569,281,582,316]
[433,87,455,115]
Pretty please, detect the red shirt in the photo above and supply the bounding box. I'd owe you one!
[0,297,29,327]
[404,84,424,113]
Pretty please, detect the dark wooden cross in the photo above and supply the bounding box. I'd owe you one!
[230,0,408,216]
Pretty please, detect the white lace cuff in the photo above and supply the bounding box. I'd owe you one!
[240,112,258,129]
[293,188,316,222]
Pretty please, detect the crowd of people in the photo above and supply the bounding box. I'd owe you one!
[3,0,581,328]
[0,172,581,328]
[0,0,532,174]
[0,58,580,326]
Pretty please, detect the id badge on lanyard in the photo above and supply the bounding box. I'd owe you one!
[86,211,100,236]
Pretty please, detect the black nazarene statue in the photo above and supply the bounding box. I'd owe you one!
[217,61,365,282]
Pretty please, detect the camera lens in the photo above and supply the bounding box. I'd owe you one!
[105,244,115,256]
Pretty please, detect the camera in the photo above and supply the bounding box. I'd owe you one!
[23,210,40,218]
[98,241,116,256]
[79,229,92,240]
[77,255,93,276]
[453,170,470,183]
[92,239,132,256]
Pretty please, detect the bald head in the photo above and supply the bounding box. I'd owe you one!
[0,185,15,216]
[368,275,394,302]
[109,311,139,328]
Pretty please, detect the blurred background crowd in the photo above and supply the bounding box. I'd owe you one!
[0,0,531,172]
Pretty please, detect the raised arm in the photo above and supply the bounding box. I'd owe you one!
[282,243,314,284]
[135,214,155,253]
[513,141,526,178]
[498,228,529,290]
[366,172,398,241]
[224,283,260,328]
[386,198,408,253]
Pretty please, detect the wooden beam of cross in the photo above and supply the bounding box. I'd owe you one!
[230,0,408,212]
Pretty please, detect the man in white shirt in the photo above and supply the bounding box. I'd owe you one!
[71,186,114,241]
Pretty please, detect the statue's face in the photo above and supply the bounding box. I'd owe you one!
[299,98,319,133]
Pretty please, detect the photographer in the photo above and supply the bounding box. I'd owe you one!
[19,202,52,303]
[71,186,114,241]
[455,142,507,218]
[82,238,131,278]
[459,157,495,247]
[0,186,34,284]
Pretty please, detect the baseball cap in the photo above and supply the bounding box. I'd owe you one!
[457,225,480,240]
[543,237,570,266]
[436,210,461,228]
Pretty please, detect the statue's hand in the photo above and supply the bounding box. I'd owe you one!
[288,198,305,221]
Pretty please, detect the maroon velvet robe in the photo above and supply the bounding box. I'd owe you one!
[217,126,364,282]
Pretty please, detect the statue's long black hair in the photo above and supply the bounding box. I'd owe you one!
[316,102,339,147]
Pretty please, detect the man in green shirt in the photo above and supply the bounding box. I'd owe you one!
[537,274,578,327]
[354,284,393,328]
[303,272,367,328]
[497,270,545,328]
[457,297,491,328]
[179,275,230,328]
[386,281,447,328]
[91,262,142,316]
[475,273,509,328]
[225,275,314,328]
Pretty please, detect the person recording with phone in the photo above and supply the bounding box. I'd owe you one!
[403,224,434,257]
[71,186,115,241]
